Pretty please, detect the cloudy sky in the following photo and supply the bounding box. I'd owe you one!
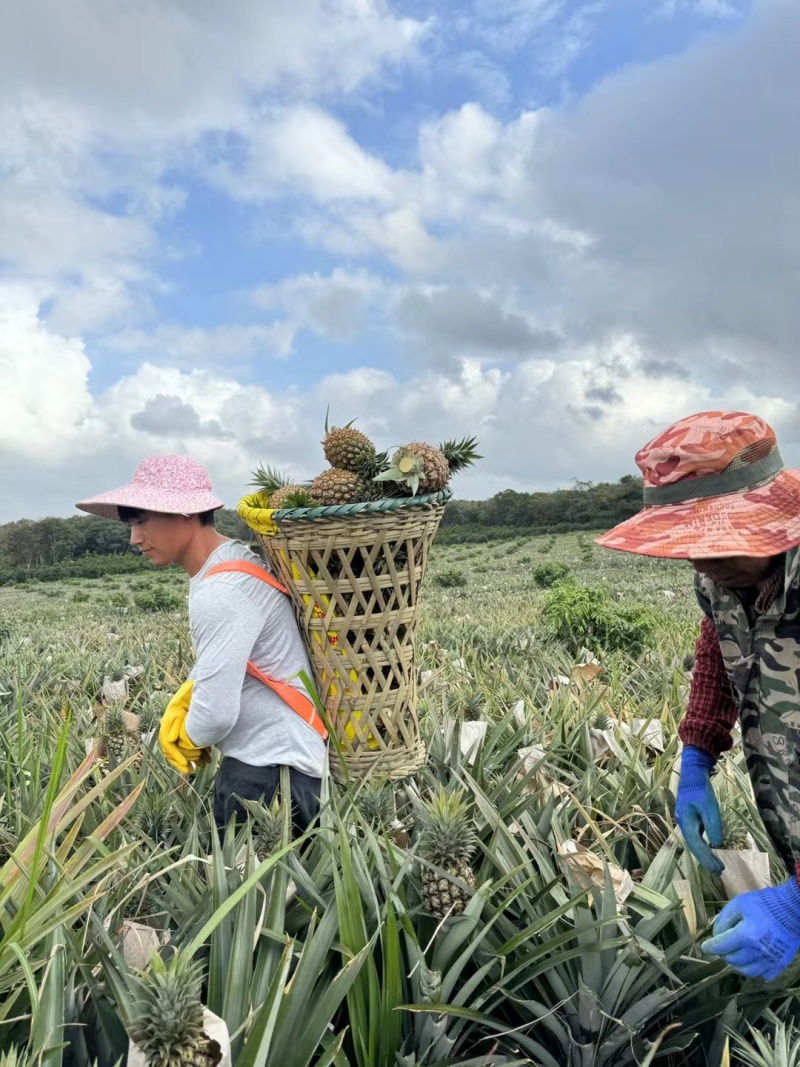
[1,0,797,522]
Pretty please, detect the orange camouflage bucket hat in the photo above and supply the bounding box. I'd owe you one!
[595,411,800,559]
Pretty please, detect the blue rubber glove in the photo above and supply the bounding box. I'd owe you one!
[702,878,800,980]
[675,746,724,875]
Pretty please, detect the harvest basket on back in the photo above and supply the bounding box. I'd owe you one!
[237,489,450,783]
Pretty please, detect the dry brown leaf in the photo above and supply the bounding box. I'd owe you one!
[557,841,634,903]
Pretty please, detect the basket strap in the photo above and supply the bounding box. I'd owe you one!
[203,559,328,741]
[205,559,290,594]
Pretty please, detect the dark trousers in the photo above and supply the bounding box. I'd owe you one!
[212,756,321,838]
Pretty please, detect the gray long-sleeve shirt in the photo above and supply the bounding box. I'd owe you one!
[183,539,327,778]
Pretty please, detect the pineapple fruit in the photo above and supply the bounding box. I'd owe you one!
[375,436,482,496]
[322,413,376,472]
[251,416,481,507]
[310,468,367,506]
[417,787,477,919]
[128,951,221,1067]
[104,706,130,763]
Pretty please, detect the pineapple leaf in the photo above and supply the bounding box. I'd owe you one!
[250,464,291,494]
[438,435,482,473]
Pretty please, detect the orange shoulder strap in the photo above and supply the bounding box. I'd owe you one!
[202,558,328,741]
[205,559,290,595]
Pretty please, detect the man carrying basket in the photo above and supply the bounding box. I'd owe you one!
[76,454,327,835]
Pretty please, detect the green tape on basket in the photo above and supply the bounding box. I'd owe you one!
[270,487,452,522]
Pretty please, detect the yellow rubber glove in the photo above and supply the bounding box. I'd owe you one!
[159,680,206,774]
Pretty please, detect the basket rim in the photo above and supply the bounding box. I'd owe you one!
[239,486,452,528]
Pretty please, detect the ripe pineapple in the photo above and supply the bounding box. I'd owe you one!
[310,468,367,506]
[104,707,130,763]
[322,412,376,472]
[128,951,221,1067]
[375,436,482,496]
[417,787,477,919]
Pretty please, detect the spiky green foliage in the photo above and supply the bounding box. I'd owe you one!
[134,790,176,846]
[355,781,396,828]
[437,435,482,474]
[249,464,291,495]
[591,710,613,732]
[268,486,320,510]
[128,952,213,1067]
[416,787,477,870]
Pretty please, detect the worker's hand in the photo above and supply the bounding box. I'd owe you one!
[177,718,212,766]
[702,879,800,980]
[675,745,725,875]
[159,680,204,774]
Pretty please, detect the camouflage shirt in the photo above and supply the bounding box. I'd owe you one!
[695,548,800,874]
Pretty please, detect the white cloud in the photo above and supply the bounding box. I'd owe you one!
[0,1,427,139]
[215,107,401,204]
[0,285,93,462]
[108,322,298,365]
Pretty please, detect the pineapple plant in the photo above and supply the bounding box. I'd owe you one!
[417,787,477,919]
[310,468,368,506]
[241,796,284,861]
[375,436,482,496]
[128,951,222,1067]
[453,689,485,722]
[355,781,397,829]
[104,706,131,763]
[135,790,176,847]
[591,710,613,732]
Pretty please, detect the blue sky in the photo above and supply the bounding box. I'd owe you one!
[2,0,796,522]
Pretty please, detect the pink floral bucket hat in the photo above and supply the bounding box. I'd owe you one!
[596,411,800,559]
[76,455,225,522]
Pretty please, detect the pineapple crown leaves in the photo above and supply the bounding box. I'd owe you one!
[104,706,128,732]
[323,404,358,437]
[250,463,292,495]
[128,950,208,1059]
[271,487,320,510]
[416,786,478,866]
[355,780,397,826]
[437,436,482,474]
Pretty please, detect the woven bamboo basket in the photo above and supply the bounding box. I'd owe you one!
[237,489,451,783]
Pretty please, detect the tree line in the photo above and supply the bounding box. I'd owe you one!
[0,475,643,578]
[440,475,643,533]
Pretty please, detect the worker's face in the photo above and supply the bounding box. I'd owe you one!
[690,555,779,588]
[127,510,193,567]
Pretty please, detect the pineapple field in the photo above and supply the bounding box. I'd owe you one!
[2,530,800,1067]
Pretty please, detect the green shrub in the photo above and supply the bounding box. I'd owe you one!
[542,579,656,657]
[134,588,182,613]
[71,591,91,603]
[532,562,571,588]
[432,568,468,589]
[107,591,130,609]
